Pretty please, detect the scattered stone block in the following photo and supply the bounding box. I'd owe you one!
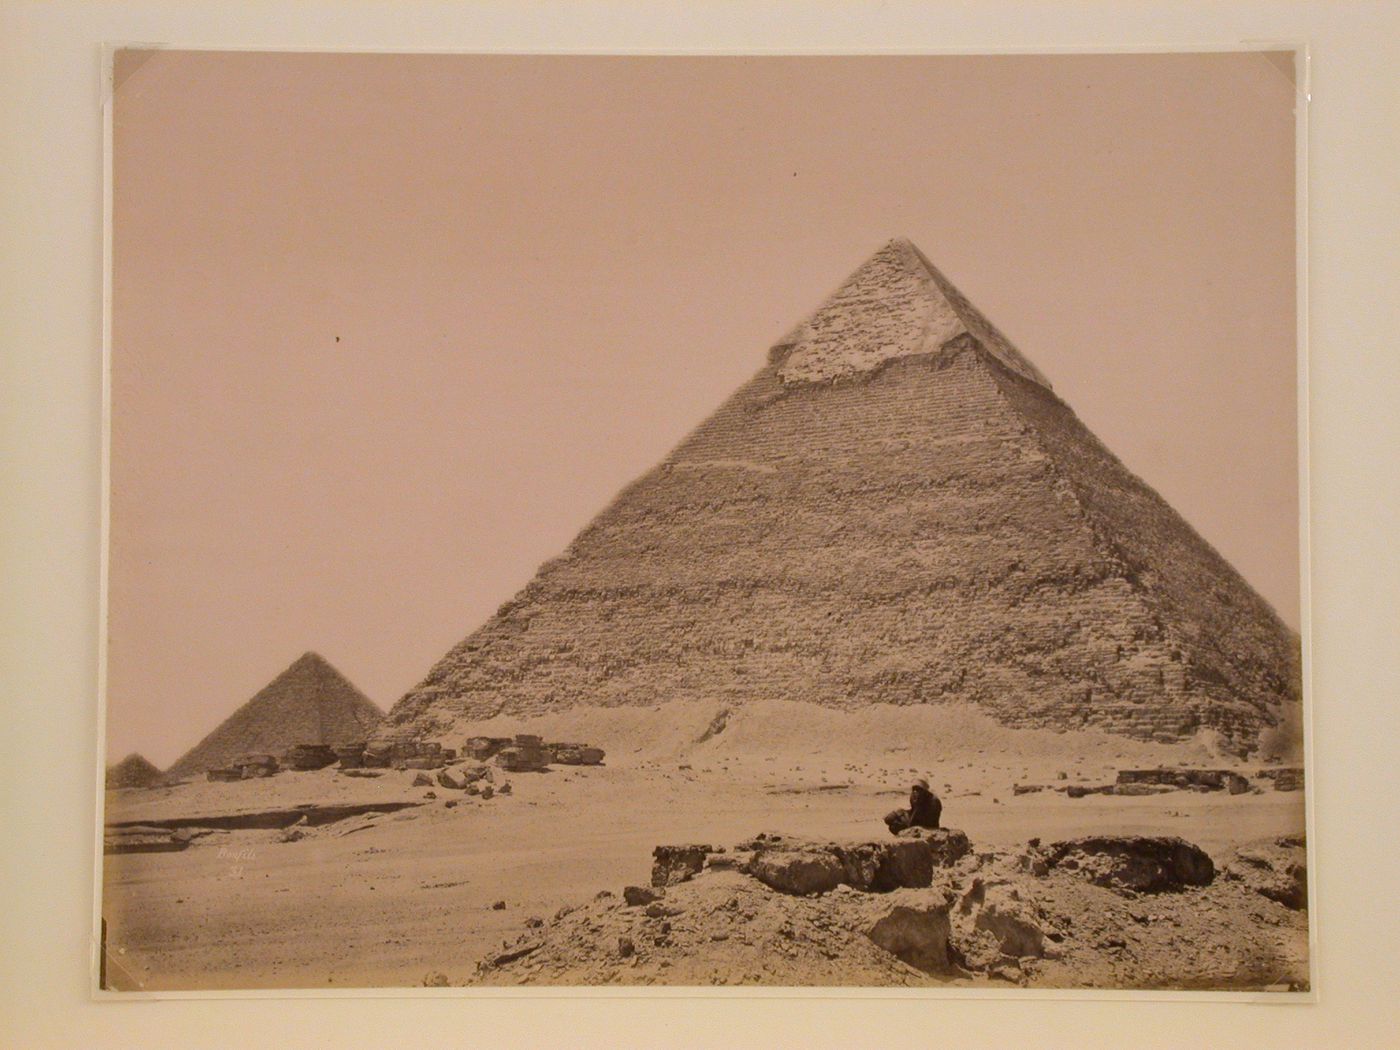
[549,743,606,766]
[436,767,467,790]
[623,885,663,907]
[1115,768,1250,794]
[462,737,512,761]
[495,745,549,773]
[895,827,973,867]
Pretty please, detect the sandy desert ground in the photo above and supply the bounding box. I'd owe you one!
[101,701,1308,992]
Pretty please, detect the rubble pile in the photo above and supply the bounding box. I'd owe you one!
[470,830,1308,989]
[1039,836,1215,893]
[464,828,1304,996]
[494,735,551,773]
[362,740,450,770]
[736,828,972,896]
[367,732,604,775]
[462,737,513,761]
[1223,836,1308,910]
[1115,768,1250,794]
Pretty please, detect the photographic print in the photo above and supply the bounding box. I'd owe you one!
[101,49,1307,993]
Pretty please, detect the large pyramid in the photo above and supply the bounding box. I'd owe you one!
[387,239,1300,753]
[166,652,383,779]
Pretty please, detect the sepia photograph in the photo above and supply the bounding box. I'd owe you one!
[100,49,1308,994]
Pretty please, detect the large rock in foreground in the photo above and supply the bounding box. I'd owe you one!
[746,850,847,897]
[471,837,1307,989]
[651,845,714,888]
[1043,836,1215,893]
[862,890,960,976]
[742,829,971,896]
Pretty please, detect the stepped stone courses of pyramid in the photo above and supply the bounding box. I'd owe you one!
[165,652,383,779]
[388,239,1300,753]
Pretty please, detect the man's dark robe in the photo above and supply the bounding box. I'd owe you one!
[883,785,942,836]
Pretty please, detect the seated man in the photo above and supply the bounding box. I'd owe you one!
[884,777,942,836]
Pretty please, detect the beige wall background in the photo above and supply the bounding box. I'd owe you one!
[109,50,1297,767]
[4,2,1399,1047]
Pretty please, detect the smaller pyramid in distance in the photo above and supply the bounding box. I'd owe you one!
[165,652,383,779]
[105,752,163,790]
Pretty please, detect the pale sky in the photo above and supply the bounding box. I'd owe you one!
[109,51,1299,768]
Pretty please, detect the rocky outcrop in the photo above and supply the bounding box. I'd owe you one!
[864,893,959,976]
[1225,836,1307,910]
[623,885,664,907]
[973,886,1047,958]
[1043,836,1215,893]
[471,830,1306,990]
[741,829,971,897]
[895,827,973,867]
[830,839,934,892]
[746,850,848,897]
[651,845,712,888]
